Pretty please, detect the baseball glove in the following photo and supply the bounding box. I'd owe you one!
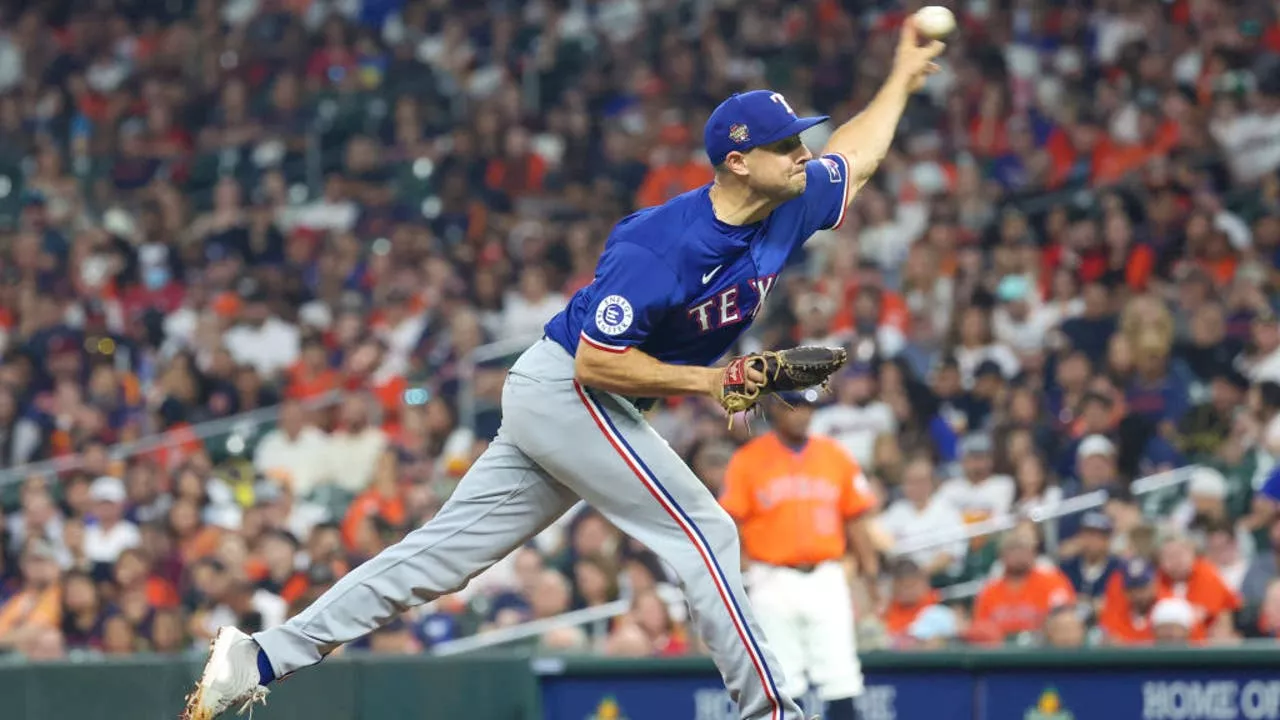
[718,346,849,425]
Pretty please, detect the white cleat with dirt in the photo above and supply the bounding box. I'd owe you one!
[181,626,270,720]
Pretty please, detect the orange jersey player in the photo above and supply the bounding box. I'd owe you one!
[720,389,879,720]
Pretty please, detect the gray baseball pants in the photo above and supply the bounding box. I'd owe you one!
[253,338,804,720]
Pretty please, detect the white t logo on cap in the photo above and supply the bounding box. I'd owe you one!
[769,93,796,116]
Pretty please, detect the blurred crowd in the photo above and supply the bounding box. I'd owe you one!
[3,0,1280,664]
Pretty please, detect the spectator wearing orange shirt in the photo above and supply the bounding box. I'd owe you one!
[0,539,64,652]
[484,127,547,200]
[342,448,407,552]
[973,524,1076,639]
[1098,557,1162,645]
[1101,533,1241,643]
[882,558,941,643]
[286,336,341,401]
[1156,532,1241,640]
[633,124,714,209]
[720,391,879,720]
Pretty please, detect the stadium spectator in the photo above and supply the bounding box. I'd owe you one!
[1151,598,1198,645]
[1058,511,1123,619]
[878,455,967,577]
[882,558,940,645]
[972,524,1076,639]
[1155,532,1242,640]
[1041,605,1087,649]
[0,539,63,652]
[936,434,1015,535]
[1099,558,1163,646]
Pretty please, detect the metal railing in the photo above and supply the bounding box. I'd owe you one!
[0,391,344,488]
[886,465,1198,560]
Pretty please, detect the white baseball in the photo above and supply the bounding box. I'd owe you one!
[914,5,956,39]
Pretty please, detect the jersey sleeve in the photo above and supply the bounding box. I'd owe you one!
[833,442,876,519]
[577,242,682,353]
[1047,569,1077,607]
[795,153,854,236]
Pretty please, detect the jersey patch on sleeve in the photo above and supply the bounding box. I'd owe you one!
[594,294,634,336]
[820,157,842,184]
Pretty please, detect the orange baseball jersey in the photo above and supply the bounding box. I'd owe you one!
[720,432,876,567]
[1100,559,1240,642]
[973,566,1076,637]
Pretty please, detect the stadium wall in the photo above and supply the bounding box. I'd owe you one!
[4,646,1279,720]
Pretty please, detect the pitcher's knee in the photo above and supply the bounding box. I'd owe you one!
[696,506,742,559]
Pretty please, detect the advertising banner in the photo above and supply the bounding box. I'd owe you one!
[984,671,1280,720]
[538,671,976,720]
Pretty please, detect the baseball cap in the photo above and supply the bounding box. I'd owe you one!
[996,275,1031,302]
[1077,434,1115,460]
[1188,467,1227,499]
[704,90,829,166]
[1122,558,1155,589]
[1151,597,1195,629]
[90,475,127,504]
[974,359,1004,379]
[960,433,993,456]
[1080,510,1113,533]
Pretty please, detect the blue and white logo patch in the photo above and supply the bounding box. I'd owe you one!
[820,157,842,184]
[595,294,634,336]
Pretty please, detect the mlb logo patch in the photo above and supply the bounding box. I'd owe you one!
[728,124,750,144]
[820,157,842,184]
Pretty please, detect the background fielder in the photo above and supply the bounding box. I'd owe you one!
[721,389,880,720]
[183,21,944,720]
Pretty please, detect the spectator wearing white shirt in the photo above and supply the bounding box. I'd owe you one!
[254,400,331,499]
[992,275,1052,356]
[936,433,1016,528]
[502,265,567,340]
[221,287,301,379]
[324,393,389,495]
[283,174,358,234]
[810,362,897,469]
[84,476,140,567]
[880,456,967,577]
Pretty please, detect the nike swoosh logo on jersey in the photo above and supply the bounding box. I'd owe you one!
[702,266,723,284]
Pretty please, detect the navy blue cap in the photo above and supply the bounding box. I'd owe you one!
[1122,558,1155,588]
[1080,510,1113,533]
[704,90,829,166]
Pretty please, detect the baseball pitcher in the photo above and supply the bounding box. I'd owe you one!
[183,20,943,720]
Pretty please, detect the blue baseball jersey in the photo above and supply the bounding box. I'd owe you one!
[544,153,852,368]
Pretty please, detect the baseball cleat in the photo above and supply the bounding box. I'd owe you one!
[181,626,270,720]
